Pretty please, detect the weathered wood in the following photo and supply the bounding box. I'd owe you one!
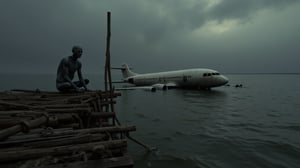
[0,139,127,163]
[0,115,48,140]
[41,126,136,137]
[91,112,115,118]
[0,110,45,115]
[45,108,92,113]
[0,113,79,128]
[0,135,74,148]
[32,154,133,168]
[4,126,135,143]
[25,133,106,148]
[0,119,22,128]
[0,87,134,167]
[0,100,32,109]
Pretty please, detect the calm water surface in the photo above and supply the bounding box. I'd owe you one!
[1,74,300,168]
[115,74,300,168]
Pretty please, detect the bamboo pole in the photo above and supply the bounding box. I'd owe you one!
[105,12,115,113]
[0,139,127,163]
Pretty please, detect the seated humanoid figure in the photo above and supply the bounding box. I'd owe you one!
[56,46,89,92]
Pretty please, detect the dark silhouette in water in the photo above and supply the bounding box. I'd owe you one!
[56,46,89,92]
[235,84,243,88]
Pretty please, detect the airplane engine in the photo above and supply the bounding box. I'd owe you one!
[127,78,134,84]
[143,87,156,92]
[152,84,167,90]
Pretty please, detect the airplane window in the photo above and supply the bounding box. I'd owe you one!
[212,73,216,75]
[207,73,211,76]
[203,73,207,77]
[216,73,220,75]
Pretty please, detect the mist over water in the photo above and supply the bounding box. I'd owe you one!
[1,74,300,168]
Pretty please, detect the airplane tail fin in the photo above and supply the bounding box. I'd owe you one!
[112,63,138,79]
[121,64,138,78]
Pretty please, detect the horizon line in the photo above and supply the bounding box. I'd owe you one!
[0,72,300,75]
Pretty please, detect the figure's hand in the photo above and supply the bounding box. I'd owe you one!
[85,88,92,92]
[75,87,84,93]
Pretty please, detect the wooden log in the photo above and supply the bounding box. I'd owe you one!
[91,112,115,118]
[5,128,73,142]
[9,89,121,98]
[0,113,79,128]
[0,110,45,116]
[36,104,90,109]
[0,125,23,141]
[61,126,135,135]
[36,154,133,168]
[45,108,91,113]
[25,133,106,148]
[5,125,134,142]
[0,135,74,149]
[0,100,32,110]
[0,115,48,141]
[40,126,136,137]
[0,139,127,163]
[0,119,22,128]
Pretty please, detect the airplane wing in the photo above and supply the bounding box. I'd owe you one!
[115,83,178,92]
[152,83,177,90]
[115,86,156,92]
[165,82,177,89]
[111,80,127,83]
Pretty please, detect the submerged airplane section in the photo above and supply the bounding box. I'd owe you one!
[113,64,229,91]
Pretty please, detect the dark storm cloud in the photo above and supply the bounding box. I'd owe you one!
[110,0,299,40]
[0,0,300,73]
[208,0,299,21]
[0,0,107,73]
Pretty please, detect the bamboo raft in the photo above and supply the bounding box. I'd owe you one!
[0,89,135,168]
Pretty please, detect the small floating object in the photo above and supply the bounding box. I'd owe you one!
[235,84,243,88]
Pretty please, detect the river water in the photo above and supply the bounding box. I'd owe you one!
[1,74,300,168]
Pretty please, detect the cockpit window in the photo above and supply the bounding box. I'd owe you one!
[203,72,221,77]
[203,73,212,77]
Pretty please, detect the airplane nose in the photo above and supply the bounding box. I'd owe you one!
[221,75,229,85]
[220,75,229,85]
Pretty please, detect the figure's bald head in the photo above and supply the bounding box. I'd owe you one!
[72,46,83,58]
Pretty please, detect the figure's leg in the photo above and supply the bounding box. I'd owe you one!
[57,82,74,92]
[73,79,89,88]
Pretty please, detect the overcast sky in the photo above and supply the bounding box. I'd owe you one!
[0,0,300,74]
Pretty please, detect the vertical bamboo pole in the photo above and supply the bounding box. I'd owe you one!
[103,13,153,149]
[104,12,111,112]
[104,12,115,119]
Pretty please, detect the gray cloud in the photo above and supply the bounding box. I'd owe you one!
[0,0,300,74]
[208,0,299,20]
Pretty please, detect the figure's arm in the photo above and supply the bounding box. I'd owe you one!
[78,63,88,91]
[62,60,80,91]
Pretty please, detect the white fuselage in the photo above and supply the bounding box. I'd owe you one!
[125,68,228,89]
